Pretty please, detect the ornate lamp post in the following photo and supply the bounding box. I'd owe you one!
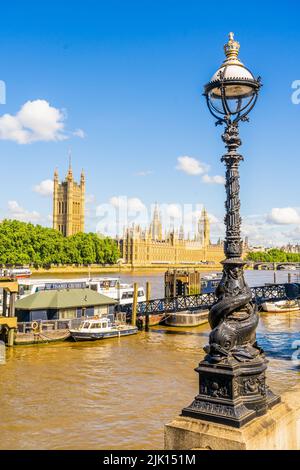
[182,33,280,427]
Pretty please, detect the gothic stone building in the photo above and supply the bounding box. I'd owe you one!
[53,165,85,236]
[119,205,224,267]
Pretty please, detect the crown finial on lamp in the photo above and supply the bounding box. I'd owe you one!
[224,32,241,62]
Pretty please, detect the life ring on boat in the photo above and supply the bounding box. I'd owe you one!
[31,321,39,332]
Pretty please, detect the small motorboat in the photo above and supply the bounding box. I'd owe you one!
[69,317,138,341]
[261,300,300,313]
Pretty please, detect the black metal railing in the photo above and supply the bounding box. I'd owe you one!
[124,283,300,316]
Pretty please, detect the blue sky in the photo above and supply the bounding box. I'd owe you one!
[0,0,299,245]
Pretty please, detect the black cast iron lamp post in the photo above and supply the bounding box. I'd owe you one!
[182,33,280,427]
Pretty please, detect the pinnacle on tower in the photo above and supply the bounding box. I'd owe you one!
[66,149,73,181]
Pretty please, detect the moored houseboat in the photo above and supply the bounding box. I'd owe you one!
[17,277,146,305]
[14,288,117,345]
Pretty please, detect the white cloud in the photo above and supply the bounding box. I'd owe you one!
[109,196,122,208]
[0,100,69,144]
[0,100,84,144]
[109,196,146,212]
[7,200,41,222]
[33,179,54,197]
[202,174,225,185]
[176,156,209,175]
[165,204,182,219]
[208,213,219,224]
[128,198,146,212]
[239,211,300,247]
[267,207,300,225]
[176,156,225,185]
[73,128,86,138]
[286,226,300,241]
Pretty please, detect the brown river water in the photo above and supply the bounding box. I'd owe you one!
[1,270,300,449]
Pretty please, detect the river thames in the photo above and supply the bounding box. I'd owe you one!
[1,270,300,449]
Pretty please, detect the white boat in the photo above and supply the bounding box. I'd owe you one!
[69,317,138,341]
[85,278,146,305]
[1,267,32,278]
[261,300,300,313]
[17,277,146,305]
[200,273,222,294]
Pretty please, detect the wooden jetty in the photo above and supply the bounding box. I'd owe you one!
[0,277,18,346]
[14,329,70,345]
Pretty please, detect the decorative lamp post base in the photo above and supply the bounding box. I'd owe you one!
[182,356,280,428]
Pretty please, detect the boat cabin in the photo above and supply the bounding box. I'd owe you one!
[200,273,223,294]
[15,288,117,323]
[79,318,112,331]
[17,277,146,305]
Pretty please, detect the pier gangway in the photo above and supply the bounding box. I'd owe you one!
[124,283,300,316]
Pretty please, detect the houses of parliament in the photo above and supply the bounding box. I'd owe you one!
[118,204,224,267]
[52,168,224,266]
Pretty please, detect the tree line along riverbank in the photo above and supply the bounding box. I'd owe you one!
[0,220,119,266]
[247,248,300,263]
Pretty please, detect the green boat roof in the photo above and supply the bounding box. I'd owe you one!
[15,288,117,311]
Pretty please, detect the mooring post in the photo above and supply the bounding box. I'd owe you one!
[132,282,138,327]
[9,292,16,317]
[273,271,277,284]
[173,270,177,298]
[145,311,149,331]
[7,292,17,347]
[288,273,292,283]
[145,282,151,331]
[146,281,151,302]
[0,340,5,364]
[7,329,14,347]
[2,290,7,317]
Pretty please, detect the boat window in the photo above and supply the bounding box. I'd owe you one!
[138,290,144,297]
[90,283,98,291]
[30,310,47,321]
[101,322,107,328]
[83,322,90,328]
[90,323,101,328]
[19,285,25,296]
[100,281,110,289]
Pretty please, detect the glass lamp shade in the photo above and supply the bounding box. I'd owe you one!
[205,64,259,120]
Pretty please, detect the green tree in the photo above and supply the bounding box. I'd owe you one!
[0,220,120,266]
[247,249,300,263]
